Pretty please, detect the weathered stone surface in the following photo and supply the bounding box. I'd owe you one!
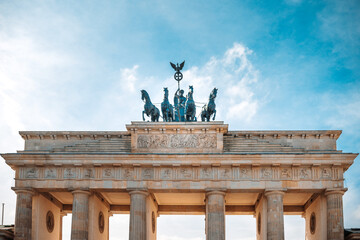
[13,189,34,240]
[129,191,149,240]
[326,190,345,240]
[206,191,225,240]
[71,190,90,240]
[1,122,358,239]
[265,190,285,240]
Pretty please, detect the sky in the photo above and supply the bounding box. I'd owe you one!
[0,0,359,239]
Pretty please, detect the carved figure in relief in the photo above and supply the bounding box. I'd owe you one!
[141,90,160,122]
[300,168,310,179]
[64,168,75,178]
[84,168,93,178]
[26,168,37,178]
[220,169,231,178]
[137,134,216,149]
[281,169,291,178]
[161,87,174,122]
[143,168,153,179]
[322,168,331,178]
[45,169,56,178]
[124,169,133,179]
[241,168,250,178]
[202,168,211,178]
[180,168,192,178]
[262,168,272,178]
[104,168,112,177]
[201,88,218,122]
[199,134,216,148]
[185,86,197,121]
[162,169,171,178]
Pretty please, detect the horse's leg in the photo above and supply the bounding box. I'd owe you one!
[213,110,216,121]
[142,111,146,121]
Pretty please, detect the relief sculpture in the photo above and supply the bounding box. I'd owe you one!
[137,134,216,149]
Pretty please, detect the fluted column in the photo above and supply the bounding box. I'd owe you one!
[205,191,226,240]
[71,190,90,240]
[265,190,285,240]
[13,188,34,240]
[325,190,345,240]
[129,190,149,240]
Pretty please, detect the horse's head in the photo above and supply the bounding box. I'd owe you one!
[189,85,193,93]
[163,87,168,98]
[141,90,149,102]
[211,88,218,98]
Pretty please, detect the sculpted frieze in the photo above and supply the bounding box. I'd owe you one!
[200,168,213,179]
[122,168,134,180]
[45,168,57,179]
[137,133,217,149]
[142,168,154,180]
[321,168,332,179]
[280,168,292,179]
[64,168,76,179]
[25,168,38,178]
[18,166,342,183]
[179,168,193,179]
[103,168,114,178]
[160,168,172,179]
[219,168,232,179]
[261,168,272,179]
[299,168,311,179]
[84,168,94,178]
[240,167,251,179]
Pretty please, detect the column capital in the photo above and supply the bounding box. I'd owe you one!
[264,189,285,197]
[128,190,149,197]
[71,189,91,195]
[206,190,226,197]
[325,188,347,196]
[11,187,35,195]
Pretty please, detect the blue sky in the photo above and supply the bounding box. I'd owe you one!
[0,0,359,239]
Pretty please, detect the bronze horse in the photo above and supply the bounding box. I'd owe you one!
[185,85,197,121]
[161,87,174,122]
[141,90,160,122]
[201,88,218,121]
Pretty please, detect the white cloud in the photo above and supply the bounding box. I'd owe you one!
[175,43,260,123]
[120,65,139,93]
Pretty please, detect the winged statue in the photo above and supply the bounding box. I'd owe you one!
[170,61,185,73]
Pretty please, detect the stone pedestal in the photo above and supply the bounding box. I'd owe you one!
[71,190,90,240]
[205,191,226,240]
[326,190,345,240]
[129,190,149,240]
[13,188,34,240]
[265,190,285,240]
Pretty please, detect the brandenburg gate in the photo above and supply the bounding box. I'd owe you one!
[1,121,357,240]
[1,63,358,240]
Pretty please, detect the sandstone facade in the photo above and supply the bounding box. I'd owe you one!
[1,121,358,240]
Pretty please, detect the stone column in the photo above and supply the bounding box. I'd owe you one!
[13,188,34,240]
[205,191,226,240]
[71,190,90,240]
[265,190,285,240]
[129,190,149,240]
[325,190,345,240]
